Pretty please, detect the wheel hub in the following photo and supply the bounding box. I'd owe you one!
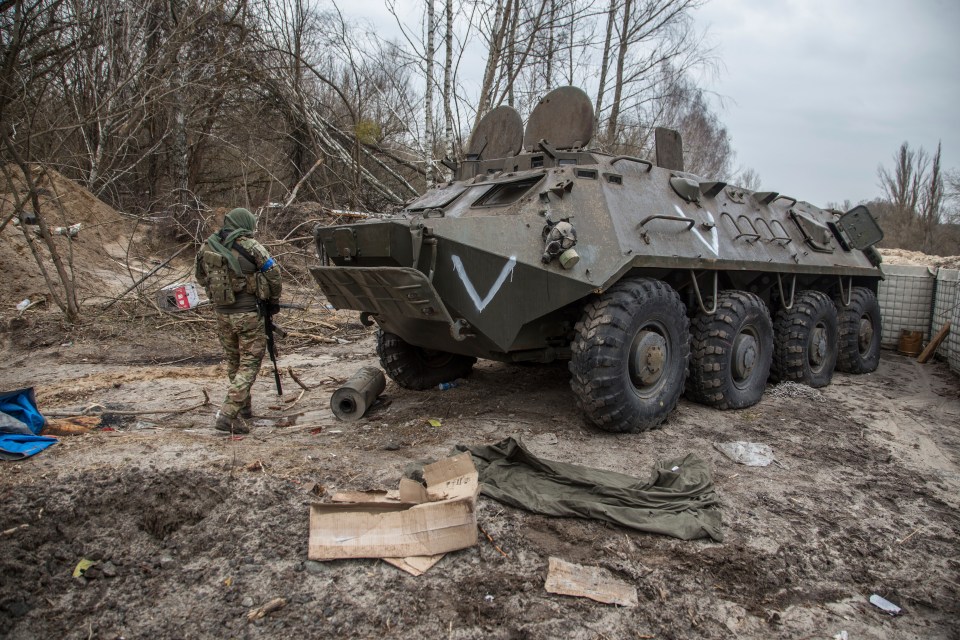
[858,317,873,354]
[631,331,667,387]
[809,325,827,367]
[732,333,758,380]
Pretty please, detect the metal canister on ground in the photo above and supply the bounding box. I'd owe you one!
[897,329,923,356]
[331,366,386,421]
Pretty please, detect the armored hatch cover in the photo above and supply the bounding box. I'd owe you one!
[523,86,594,151]
[467,105,523,159]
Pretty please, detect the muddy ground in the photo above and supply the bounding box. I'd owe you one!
[1,304,958,640]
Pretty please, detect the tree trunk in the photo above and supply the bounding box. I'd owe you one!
[605,0,632,143]
[425,0,436,188]
[474,0,510,133]
[443,0,454,160]
[595,0,617,138]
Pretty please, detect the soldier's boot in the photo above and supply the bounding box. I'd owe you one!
[214,411,250,435]
[239,399,253,420]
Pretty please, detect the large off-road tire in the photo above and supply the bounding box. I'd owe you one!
[686,291,774,409]
[771,290,838,388]
[569,278,690,433]
[376,331,476,390]
[834,286,881,374]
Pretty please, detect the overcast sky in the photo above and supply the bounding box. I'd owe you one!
[693,0,959,207]
[343,0,959,208]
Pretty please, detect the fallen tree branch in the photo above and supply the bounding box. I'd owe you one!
[285,329,338,344]
[44,390,211,418]
[288,367,320,390]
[479,523,509,558]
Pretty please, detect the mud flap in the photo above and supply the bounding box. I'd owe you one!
[309,266,455,325]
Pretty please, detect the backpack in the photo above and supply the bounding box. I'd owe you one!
[200,247,247,305]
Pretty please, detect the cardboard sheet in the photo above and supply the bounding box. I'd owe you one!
[544,557,639,607]
[309,452,479,563]
[381,554,446,576]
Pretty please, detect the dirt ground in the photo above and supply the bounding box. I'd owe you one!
[2,176,958,638]
[1,301,958,640]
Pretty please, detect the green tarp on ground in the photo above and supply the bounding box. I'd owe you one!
[458,437,723,542]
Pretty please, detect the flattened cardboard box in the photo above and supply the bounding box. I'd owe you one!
[309,452,479,561]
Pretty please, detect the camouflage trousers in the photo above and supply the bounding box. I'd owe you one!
[216,311,266,419]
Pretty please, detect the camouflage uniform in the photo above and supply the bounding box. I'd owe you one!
[195,209,282,429]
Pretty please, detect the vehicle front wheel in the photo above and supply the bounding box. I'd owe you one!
[376,331,476,390]
[686,291,773,409]
[569,278,690,433]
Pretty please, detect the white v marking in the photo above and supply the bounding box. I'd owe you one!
[673,205,719,256]
[451,255,517,312]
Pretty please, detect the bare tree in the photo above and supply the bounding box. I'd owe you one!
[919,142,943,254]
[876,141,952,254]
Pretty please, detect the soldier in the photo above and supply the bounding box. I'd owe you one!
[195,208,282,434]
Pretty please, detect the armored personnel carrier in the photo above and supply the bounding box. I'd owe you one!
[311,86,884,433]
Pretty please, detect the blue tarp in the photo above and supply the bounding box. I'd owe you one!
[0,388,56,460]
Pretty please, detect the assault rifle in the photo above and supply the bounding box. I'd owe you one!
[257,302,309,396]
[258,300,284,396]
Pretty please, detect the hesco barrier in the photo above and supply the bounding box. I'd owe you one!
[877,264,960,375]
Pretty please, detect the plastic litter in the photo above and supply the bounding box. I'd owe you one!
[713,442,774,467]
[869,594,902,615]
[73,559,96,578]
[15,299,30,312]
[438,382,458,390]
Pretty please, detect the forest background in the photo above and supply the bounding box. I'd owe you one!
[2,0,958,320]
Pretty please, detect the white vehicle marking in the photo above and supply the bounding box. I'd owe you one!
[673,204,719,256]
[451,255,517,312]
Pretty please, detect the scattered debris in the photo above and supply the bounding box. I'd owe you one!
[73,559,96,579]
[157,282,201,311]
[897,527,923,545]
[287,367,320,391]
[245,459,266,472]
[869,594,902,615]
[309,452,479,573]
[41,416,100,436]
[330,366,385,421]
[40,223,81,238]
[2,524,29,536]
[479,523,509,558]
[302,482,325,497]
[544,557,639,607]
[768,382,824,400]
[713,442,775,467]
[247,597,287,621]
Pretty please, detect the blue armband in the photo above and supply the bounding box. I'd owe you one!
[260,257,276,272]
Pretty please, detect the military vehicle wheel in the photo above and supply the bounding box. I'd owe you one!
[771,290,838,388]
[569,278,690,433]
[834,287,881,373]
[376,331,476,390]
[686,291,773,409]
